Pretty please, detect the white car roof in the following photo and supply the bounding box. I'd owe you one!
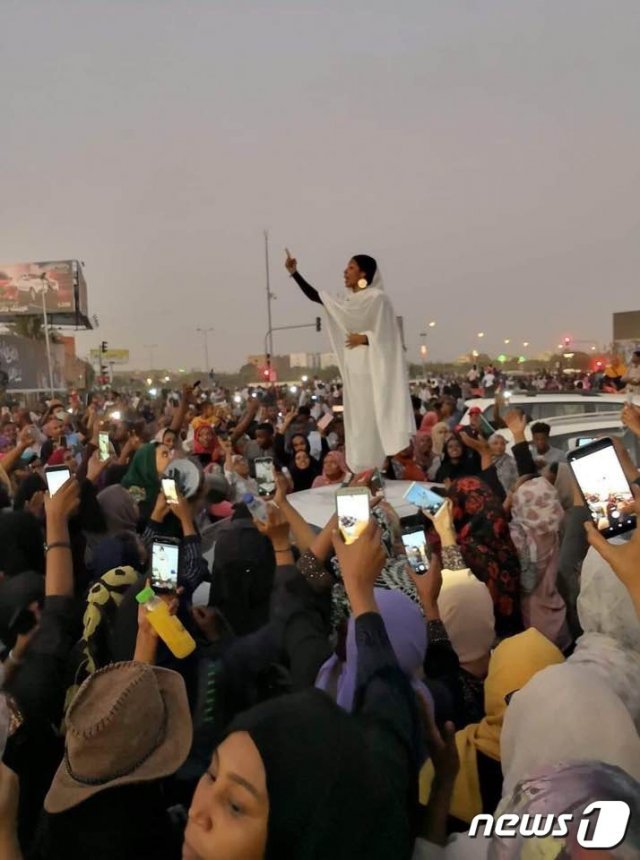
[287,480,436,529]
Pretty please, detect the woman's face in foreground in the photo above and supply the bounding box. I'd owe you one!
[184,732,268,860]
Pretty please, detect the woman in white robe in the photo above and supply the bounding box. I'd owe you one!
[286,251,415,473]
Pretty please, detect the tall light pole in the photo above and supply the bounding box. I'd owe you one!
[143,343,158,372]
[264,230,276,374]
[196,327,214,374]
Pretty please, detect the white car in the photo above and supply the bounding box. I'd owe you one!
[494,412,640,465]
[459,392,627,425]
[11,273,59,302]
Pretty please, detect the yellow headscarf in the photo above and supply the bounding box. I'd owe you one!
[420,628,564,823]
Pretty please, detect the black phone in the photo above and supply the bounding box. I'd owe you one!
[151,538,180,592]
[8,606,38,639]
[402,527,430,574]
[193,380,202,390]
[567,437,636,539]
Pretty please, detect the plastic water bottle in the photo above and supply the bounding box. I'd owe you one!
[243,492,268,522]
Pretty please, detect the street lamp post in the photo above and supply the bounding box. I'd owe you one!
[143,344,158,372]
[196,327,214,375]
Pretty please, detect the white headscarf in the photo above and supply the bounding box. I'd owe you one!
[573,545,640,728]
[437,569,495,666]
[500,663,640,796]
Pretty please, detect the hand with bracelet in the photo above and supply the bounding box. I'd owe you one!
[44,477,80,597]
[254,502,294,565]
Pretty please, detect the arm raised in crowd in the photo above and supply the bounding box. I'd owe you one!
[504,408,538,477]
[229,397,260,445]
[0,428,36,476]
[169,384,194,434]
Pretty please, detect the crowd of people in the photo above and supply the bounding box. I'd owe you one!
[0,376,638,859]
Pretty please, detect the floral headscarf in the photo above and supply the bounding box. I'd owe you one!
[509,477,570,649]
[449,476,522,638]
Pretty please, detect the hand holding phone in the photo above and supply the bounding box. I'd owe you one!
[98,431,110,462]
[255,457,276,497]
[45,465,71,497]
[151,539,180,592]
[403,482,447,516]
[161,477,179,506]
[568,437,636,539]
[336,486,370,545]
[402,528,430,574]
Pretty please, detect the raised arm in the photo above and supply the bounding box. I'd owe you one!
[285,250,323,304]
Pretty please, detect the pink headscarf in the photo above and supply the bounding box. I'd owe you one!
[509,477,571,650]
[312,450,348,488]
[419,412,438,435]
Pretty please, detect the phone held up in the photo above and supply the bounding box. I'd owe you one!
[402,527,430,575]
[255,457,276,497]
[161,477,179,506]
[567,437,636,539]
[98,431,110,462]
[151,537,180,592]
[403,482,447,516]
[335,486,370,545]
[45,465,71,496]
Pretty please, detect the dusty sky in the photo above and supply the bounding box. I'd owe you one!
[2,1,639,372]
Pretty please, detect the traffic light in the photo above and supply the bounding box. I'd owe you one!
[315,317,322,332]
[563,337,571,347]
[263,368,270,380]
[100,341,108,354]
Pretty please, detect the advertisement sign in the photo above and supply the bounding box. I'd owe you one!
[0,260,91,328]
[0,335,66,391]
[89,348,130,364]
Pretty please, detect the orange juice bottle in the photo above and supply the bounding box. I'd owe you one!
[135,586,196,658]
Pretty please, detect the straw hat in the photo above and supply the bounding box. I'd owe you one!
[45,661,192,814]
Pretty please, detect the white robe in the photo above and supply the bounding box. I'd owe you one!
[319,272,414,473]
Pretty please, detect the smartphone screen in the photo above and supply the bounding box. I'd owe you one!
[403,482,446,515]
[317,412,334,432]
[98,431,110,462]
[336,488,370,545]
[151,540,180,591]
[255,457,276,497]
[402,528,430,574]
[370,468,384,497]
[576,437,596,448]
[568,439,636,538]
[45,466,71,496]
[161,477,179,505]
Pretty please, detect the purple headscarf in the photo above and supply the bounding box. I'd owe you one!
[315,587,432,712]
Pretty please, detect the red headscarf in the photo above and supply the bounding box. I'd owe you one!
[47,448,67,466]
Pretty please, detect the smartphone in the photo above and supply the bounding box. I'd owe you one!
[402,527,430,574]
[161,477,179,506]
[98,431,110,462]
[575,437,596,448]
[45,465,71,496]
[151,538,180,591]
[255,457,276,497]
[193,380,202,390]
[403,482,447,516]
[8,606,38,639]
[336,486,370,545]
[370,468,384,497]
[59,434,67,448]
[317,412,334,432]
[332,405,344,414]
[567,437,636,538]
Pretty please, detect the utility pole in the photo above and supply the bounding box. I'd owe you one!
[196,327,214,375]
[264,230,275,376]
[143,343,157,373]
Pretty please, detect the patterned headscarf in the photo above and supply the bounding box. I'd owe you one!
[449,477,522,638]
[491,761,640,859]
[509,477,570,649]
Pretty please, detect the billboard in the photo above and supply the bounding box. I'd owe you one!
[0,260,91,328]
[0,335,66,391]
[613,311,640,342]
[89,348,130,364]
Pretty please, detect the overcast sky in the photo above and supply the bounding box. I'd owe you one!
[2,1,639,372]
